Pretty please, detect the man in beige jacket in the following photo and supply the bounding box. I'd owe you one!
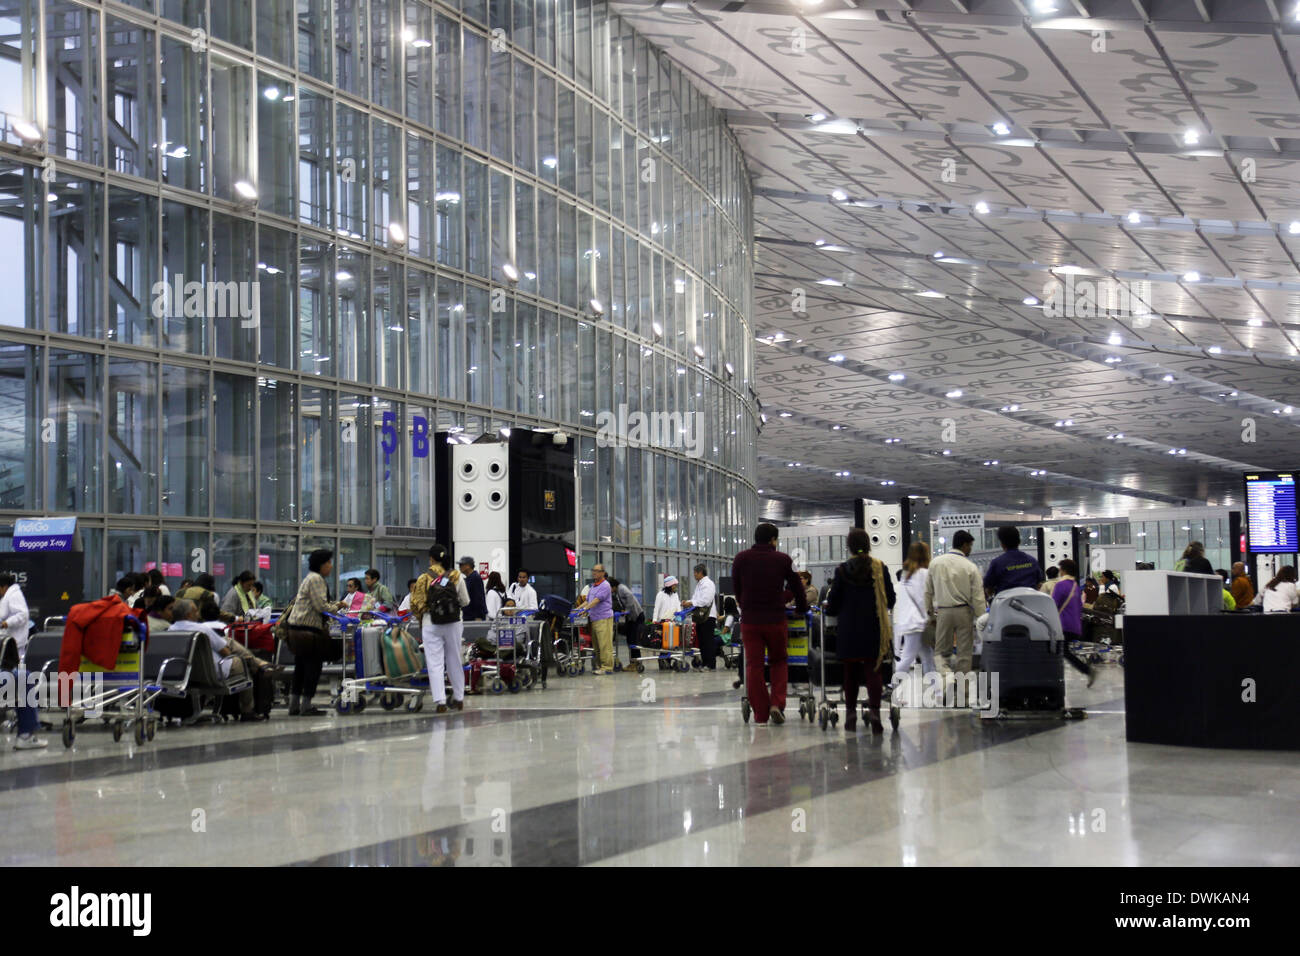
[924,530,984,678]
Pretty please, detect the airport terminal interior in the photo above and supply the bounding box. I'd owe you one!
[1,0,1298,868]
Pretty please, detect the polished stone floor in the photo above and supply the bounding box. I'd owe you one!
[1,661,1295,866]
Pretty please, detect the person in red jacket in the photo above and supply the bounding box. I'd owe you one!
[731,523,808,725]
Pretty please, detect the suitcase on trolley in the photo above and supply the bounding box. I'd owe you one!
[979,587,1065,713]
[218,667,275,719]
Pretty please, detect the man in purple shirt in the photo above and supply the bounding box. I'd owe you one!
[731,523,808,725]
[576,563,615,675]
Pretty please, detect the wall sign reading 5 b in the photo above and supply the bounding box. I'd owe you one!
[378,413,430,480]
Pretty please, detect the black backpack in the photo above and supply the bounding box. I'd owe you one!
[424,574,462,625]
[610,585,626,614]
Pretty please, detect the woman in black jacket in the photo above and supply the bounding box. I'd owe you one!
[825,528,896,734]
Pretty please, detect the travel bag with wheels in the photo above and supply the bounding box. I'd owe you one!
[219,667,275,719]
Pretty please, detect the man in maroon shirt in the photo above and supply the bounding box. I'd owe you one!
[732,523,808,725]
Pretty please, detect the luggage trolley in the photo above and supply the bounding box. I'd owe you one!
[739,608,816,723]
[62,615,155,748]
[653,608,699,672]
[809,609,900,731]
[334,610,428,714]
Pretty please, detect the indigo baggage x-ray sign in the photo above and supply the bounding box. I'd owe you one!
[13,517,77,552]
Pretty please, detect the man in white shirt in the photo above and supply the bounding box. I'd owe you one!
[505,570,538,613]
[681,563,720,670]
[398,578,418,614]
[170,598,267,720]
[925,531,985,679]
[0,573,46,749]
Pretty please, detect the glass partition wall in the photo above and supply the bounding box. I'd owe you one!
[0,0,757,603]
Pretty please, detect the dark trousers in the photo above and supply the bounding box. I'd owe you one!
[624,613,644,659]
[696,616,717,669]
[742,622,788,723]
[842,659,883,714]
[291,648,325,701]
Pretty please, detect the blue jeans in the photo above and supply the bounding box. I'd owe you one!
[14,669,38,735]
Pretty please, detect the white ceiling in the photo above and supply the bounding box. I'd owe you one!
[612,0,1300,518]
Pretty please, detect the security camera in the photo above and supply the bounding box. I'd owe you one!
[552,431,568,446]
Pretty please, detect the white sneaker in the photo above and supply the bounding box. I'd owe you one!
[14,734,48,751]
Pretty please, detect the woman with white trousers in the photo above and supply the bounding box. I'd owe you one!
[412,544,470,714]
[890,541,935,696]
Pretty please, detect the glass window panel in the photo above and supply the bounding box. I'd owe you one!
[492,295,512,411]
[490,168,510,282]
[300,385,336,523]
[536,72,557,183]
[162,364,207,519]
[404,1,435,126]
[337,246,372,384]
[108,357,157,514]
[462,28,487,151]
[257,72,295,217]
[557,87,576,194]
[211,533,256,598]
[372,117,402,247]
[335,0,367,97]
[536,187,557,302]
[557,0,574,77]
[335,103,369,240]
[534,0,555,65]
[575,0,591,90]
[463,0,487,25]
[464,156,489,278]
[298,0,333,80]
[370,0,402,112]
[108,186,158,347]
[576,98,593,202]
[512,0,533,54]
[45,1,99,166]
[434,13,460,137]
[374,256,404,388]
[407,266,435,396]
[514,301,535,414]
[0,161,39,330]
[210,55,254,202]
[437,277,465,401]
[160,199,208,355]
[298,87,331,228]
[405,132,434,260]
[338,393,373,526]
[512,59,535,173]
[435,144,462,269]
[257,0,294,66]
[465,284,489,405]
[298,237,335,374]
[579,434,595,544]
[160,36,206,192]
[256,533,300,607]
[211,2,253,47]
[408,400,435,527]
[259,378,296,521]
[46,349,102,512]
[256,223,295,369]
[0,342,38,510]
[577,319,594,425]
[105,17,155,178]
[558,199,576,309]
[559,315,577,423]
[514,179,536,295]
[374,397,404,526]
[109,531,157,592]
[490,40,511,162]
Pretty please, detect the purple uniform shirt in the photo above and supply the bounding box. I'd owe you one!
[587,580,613,621]
[1052,577,1083,636]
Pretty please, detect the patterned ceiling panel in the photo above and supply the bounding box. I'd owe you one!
[1032,29,1198,135]
[608,0,1300,513]
[1158,33,1300,140]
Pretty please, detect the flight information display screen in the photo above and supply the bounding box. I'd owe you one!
[1244,472,1299,553]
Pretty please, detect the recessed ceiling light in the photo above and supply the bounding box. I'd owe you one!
[941,449,952,456]
[502,263,519,282]
[808,113,827,123]
[1108,332,1123,345]
[11,118,41,141]
[651,321,663,337]
[1022,296,1039,306]
[828,354,845,363]
[1032,0,1058,11]
[263,86,281,100]
[813,238,826,246]
[888,372,906,382]
[1207,345,1222,354]
[817,278,844,287]
[1127,211,1141,224]
[991,122,1010,136]
[1247,318,1264,327]
[1183,129,1201,145]
[1289,221,1300,235]
[1105,356,1122,363]
[932,250,944,259]
[336,270,353,282]
[387,222,406,243]
[974,201,990,215]
[1230,391,1238,397]
[779,412,792,418]
[915,290,946,298]
[233,180,258,200]
[945,389,963,398]
[1183,271,1200,282]
[1162,374,1175,382]
[830,189,848,202]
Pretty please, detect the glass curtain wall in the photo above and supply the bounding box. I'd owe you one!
[0,0,757,603]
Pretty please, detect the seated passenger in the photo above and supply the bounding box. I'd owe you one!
[145,594,176,633]
[334,577,373,615]
[169,598,270,721]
